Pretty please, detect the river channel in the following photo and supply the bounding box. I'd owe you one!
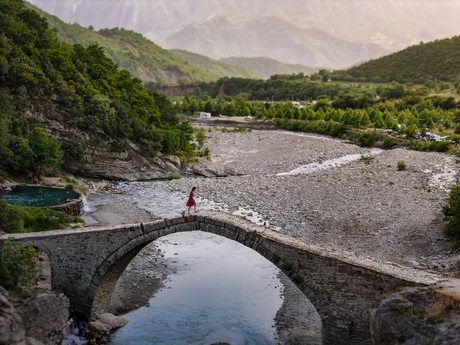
[82,180,322,345]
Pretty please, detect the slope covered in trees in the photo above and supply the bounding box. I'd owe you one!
[25,2,219,84]
[219,57,318,80]
[169,49,261,79]
[331,36,460,85]
[0,0,193,178]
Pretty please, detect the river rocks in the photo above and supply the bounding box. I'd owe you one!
[15,293,69,345]
[164,155,181,169]
[90,313,129,332]
[156,130,459,272]
[0,287,26,345]
[370,287,460,345]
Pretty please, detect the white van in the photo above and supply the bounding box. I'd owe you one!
[200,112,211,119]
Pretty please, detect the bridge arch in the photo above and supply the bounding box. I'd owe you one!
[0,211,439,345]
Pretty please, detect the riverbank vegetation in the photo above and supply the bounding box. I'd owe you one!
[0,237,40,293]
[0,200,83,234]
[0,0,195,180]
[173,80,460,154]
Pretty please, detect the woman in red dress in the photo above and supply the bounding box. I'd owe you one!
[186,187,197,214]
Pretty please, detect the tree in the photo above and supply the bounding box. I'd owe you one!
[195,131,207,148]
[204,99,214,113]
[426,117,435,129]
[27,128,63,178]
[454,124,460,135]
[188,99,198,114]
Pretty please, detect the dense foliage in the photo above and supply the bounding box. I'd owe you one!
[0,200,83,233]
[177,84,460,153]
[183,76,351,101]
[26,2,218,84]
[330,36,460,86]
[442,181,460,243]
[0,0,194,177]
[0,237,40,290]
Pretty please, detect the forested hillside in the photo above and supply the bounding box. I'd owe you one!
[0,0,194,178]
[331,36,460,85]
[25,2,219,84]
[219,57,318,80]
[169,49,260,79]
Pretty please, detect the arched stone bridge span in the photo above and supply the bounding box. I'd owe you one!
[0,211,441,345]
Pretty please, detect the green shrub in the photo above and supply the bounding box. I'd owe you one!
[442,181,460,243]
[45,167,59,177]
[62,176,77,184]
[167,174,180,180]
[454,124,460,135]
[283,263,293,271]
[0,200,21,233]
[272,254,280,264]
[383,137,397,149]
[358,131,379,147]
[0,200,82,233]
[397,161,406,171]
[0,237,40,289]
[65,183,75,191]
[293,276,304,284]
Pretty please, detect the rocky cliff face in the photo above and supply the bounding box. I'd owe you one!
[29,110,181,181]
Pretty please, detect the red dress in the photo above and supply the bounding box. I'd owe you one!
[186,191,196,207]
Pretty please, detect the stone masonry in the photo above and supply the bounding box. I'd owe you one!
[0,211,446,345]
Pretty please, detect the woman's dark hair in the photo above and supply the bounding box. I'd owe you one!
[192,187,196,191]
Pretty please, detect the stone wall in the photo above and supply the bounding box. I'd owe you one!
[0,211,444,345]
[45,198,83,216]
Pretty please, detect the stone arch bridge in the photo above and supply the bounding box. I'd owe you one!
[0,211,442,345]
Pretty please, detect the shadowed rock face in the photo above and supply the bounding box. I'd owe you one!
[0,287,26,345]
[370,287,460,345]
[0,211,444,345]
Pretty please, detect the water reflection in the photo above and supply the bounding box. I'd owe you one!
[110,231,284,345]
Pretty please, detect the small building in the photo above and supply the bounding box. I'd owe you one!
[200,112,211,119]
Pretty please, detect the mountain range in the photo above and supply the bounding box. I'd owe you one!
[28,0,460,69]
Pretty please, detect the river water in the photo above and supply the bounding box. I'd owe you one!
[110,231,284,345]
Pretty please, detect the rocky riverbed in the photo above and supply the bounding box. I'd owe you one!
[81,126,460,344]
[160,127,460,274]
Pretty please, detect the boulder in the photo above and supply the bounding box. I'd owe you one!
[90,313,129,332]
[370,287,460,345]
[223,167,240,176]
[192,167,215,178]
[164,155,181,169]
[15,293,69,345]
[0,287,26,345]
